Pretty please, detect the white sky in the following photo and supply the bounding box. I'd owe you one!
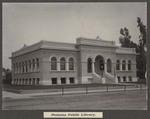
[2,2,147,69]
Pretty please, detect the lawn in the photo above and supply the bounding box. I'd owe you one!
[3,90,147,110]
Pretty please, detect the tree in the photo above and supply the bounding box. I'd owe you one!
[3,69,12,84]
[137,17,147,81]
[119,18,147,82]
[119,27,138,50]
[137,17,146,47]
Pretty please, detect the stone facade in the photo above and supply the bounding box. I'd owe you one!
[11,37,138,85]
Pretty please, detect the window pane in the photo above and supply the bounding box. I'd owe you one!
[128,61,131,70]
[69,58,74,70]
[51,57,57,70]
[122,60,126,70]
[52,78,57,84]
[60,57,66,70]
[107,59,112,73]
[69,77,75,84]
[61,78,66,84]
[87,58,92,73]
[116,60,120,70]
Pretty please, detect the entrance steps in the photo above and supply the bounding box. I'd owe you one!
[92,72,115,84]
[103,72,116,84]
[92,72,105,84]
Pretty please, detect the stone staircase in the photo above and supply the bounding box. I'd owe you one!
[92,72,116,84]
[103,72,116,84]
[92,72,105,84]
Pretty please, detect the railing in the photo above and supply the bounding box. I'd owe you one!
[103,72,115,83]
[10,84,147,94]
[92,72,103,83]
[60,84,146,95]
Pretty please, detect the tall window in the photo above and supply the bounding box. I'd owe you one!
[32,59,35,70]
[107,59,112,73]
[128,60,131,70]
[117,76,121,82]
[36,58,39,70]
[22,62,24,73]
[116,60,120,70]
[25,61,28,72]
[129,76,132,81]
[37,78,40,85]
[60,57,66,70]
[51,57,57,70]
[69,58,74,70]
[122,60,126,70]
[87,58,92,73]
[29,60,31,72]
[14,64,16,73]
[123,76,126,82]
[16,63,18,73]
[19,62,21,73]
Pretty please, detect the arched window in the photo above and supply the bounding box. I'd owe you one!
[36,58,39,70]
[22,62,24,73]
[116,60,120,70]
[69,58,74,70]
[122,60,126,70]
[128,60,131,70]
[87,58,92,73]
[19,62,21,73]
[25,61,28,72]
[29,60,31,72]
[60,57,66,70]
[32,59,35,70]
[13,64,16,73]
[51,57,57,70]
[107,59,112,73]
[16,63,18,74]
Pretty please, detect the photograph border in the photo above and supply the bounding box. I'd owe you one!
[0,0,150,119]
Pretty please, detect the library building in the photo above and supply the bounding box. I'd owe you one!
[11,37,138,85]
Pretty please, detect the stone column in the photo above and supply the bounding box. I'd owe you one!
[119,63,121,71]
[66,62,69,71]
[126,63,128,71]
[104,61,107,73]
[27,79,30,85]
[57,78,61,85]
[121,62,122,71]
[24,64,26,73]
[66,78,70,84]
[11,79,14,84]
[35,63,37,72]
[120,77,123,82]
[57,61,60,71]
[92,62,95,73]
[126,77,129,82]
[30,64,33,72]
[31,79,33,85]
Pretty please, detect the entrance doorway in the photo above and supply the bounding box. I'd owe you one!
[95,55,105,76]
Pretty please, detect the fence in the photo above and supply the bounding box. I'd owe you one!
[17,84,147,94]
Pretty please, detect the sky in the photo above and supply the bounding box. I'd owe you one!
[2,2,147,69]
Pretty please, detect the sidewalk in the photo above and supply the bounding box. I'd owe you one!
[2,87,147,100]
